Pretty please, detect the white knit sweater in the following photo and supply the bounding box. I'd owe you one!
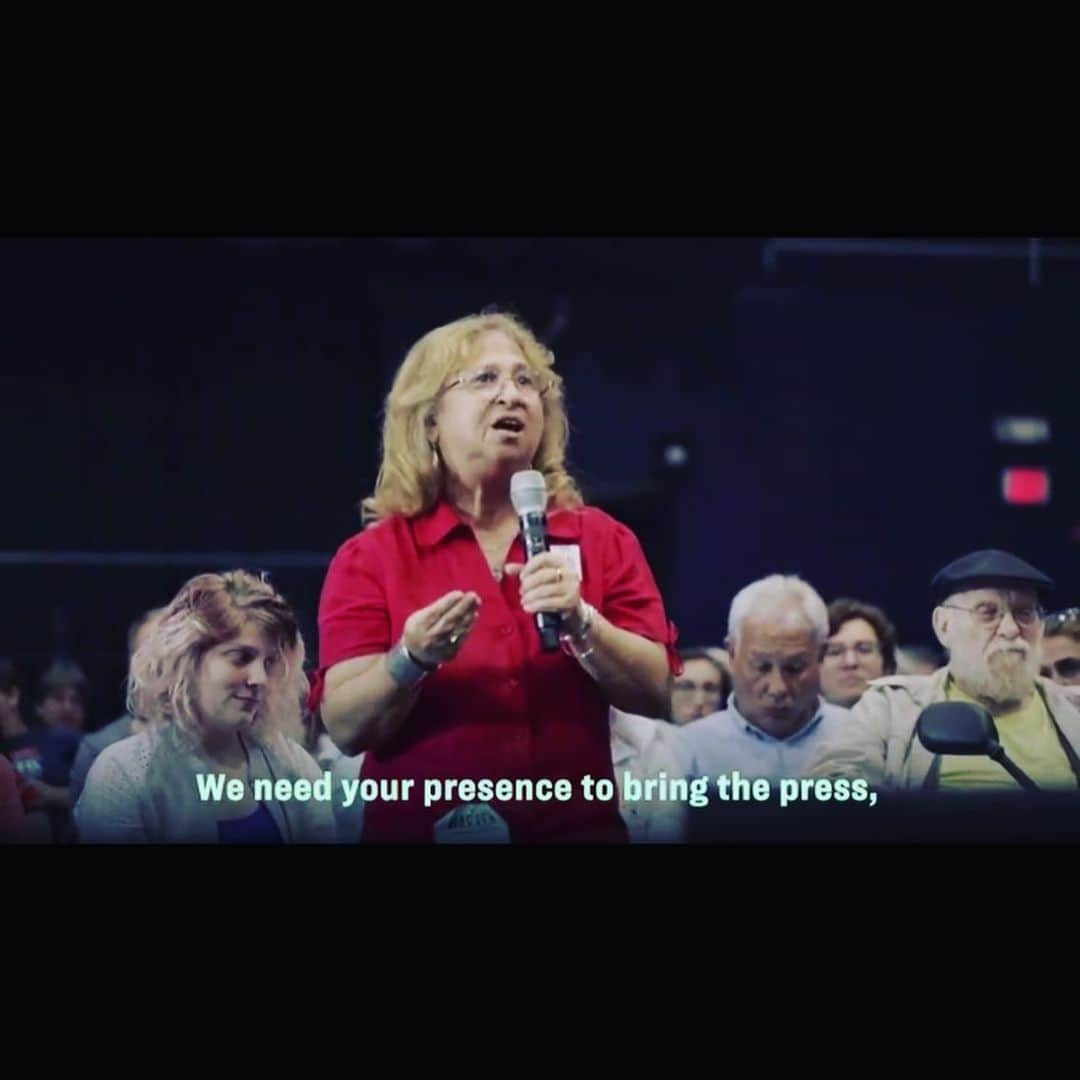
[75,724,338,844]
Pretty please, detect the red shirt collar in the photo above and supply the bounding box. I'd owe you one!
[411,501,584,549]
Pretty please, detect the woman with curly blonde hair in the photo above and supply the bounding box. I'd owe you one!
[314,310,677,844]
[76,571,336,843]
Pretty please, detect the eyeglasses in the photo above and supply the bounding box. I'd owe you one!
[672,680,723,696]
[1045,608,1080,634]
[444,366,550,397]
[940,601,1044,627]
[823,642,881,660]
[1041,657,1080,680]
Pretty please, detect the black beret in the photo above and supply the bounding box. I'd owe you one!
[930,549,1054,607]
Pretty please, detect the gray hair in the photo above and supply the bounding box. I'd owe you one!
[727,574,829,649]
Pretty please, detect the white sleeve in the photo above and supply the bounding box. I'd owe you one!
[669,722,711,780]
[663,725,697,779]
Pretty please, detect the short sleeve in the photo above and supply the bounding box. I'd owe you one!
[600,519,682,674]
[310,533,392,709]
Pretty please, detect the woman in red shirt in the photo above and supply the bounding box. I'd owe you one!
[315,311,678,843]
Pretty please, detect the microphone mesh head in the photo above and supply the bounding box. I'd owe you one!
[510,470,547,515]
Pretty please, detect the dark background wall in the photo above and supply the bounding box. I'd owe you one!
[2,237,1076,728]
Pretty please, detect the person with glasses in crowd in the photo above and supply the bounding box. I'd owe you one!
[808,550,1080,793]
[819,599,898,708]
[311,311,678,843]
[1041,608,1080,692]
[669,648,731,724]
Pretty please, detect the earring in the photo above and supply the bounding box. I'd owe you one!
[431,444,440,471]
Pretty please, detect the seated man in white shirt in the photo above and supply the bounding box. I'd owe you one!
[678,574,856,787]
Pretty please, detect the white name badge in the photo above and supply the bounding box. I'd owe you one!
[433,802,511,844]
[550,544,583,582]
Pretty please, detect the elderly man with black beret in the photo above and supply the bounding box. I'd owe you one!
[807,549,1080,793]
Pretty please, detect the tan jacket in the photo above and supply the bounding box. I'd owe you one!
[807,667,1080,790]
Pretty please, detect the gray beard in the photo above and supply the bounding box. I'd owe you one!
[950,647,1039,710]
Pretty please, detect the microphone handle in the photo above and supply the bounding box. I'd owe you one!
[519,511,562,652]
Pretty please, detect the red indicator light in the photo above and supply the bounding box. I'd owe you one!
[1002,468,1050,505]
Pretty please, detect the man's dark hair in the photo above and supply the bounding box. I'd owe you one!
[35,659,90,706]
[826,598,898,675]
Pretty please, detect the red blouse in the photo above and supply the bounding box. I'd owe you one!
[312,501,679,843]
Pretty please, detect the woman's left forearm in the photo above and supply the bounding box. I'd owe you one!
[511,552,672,720]
[570,608,670,719]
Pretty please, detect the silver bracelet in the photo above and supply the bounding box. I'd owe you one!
[561,601,598,667]
[385,639,436,688]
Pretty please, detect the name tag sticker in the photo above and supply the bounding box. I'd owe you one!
[550,544,583,582]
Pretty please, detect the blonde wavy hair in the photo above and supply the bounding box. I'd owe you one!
[362,310,583,523]
[127,570,307,746]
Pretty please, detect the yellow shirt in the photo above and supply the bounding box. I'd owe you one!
[938,678,1077,791]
